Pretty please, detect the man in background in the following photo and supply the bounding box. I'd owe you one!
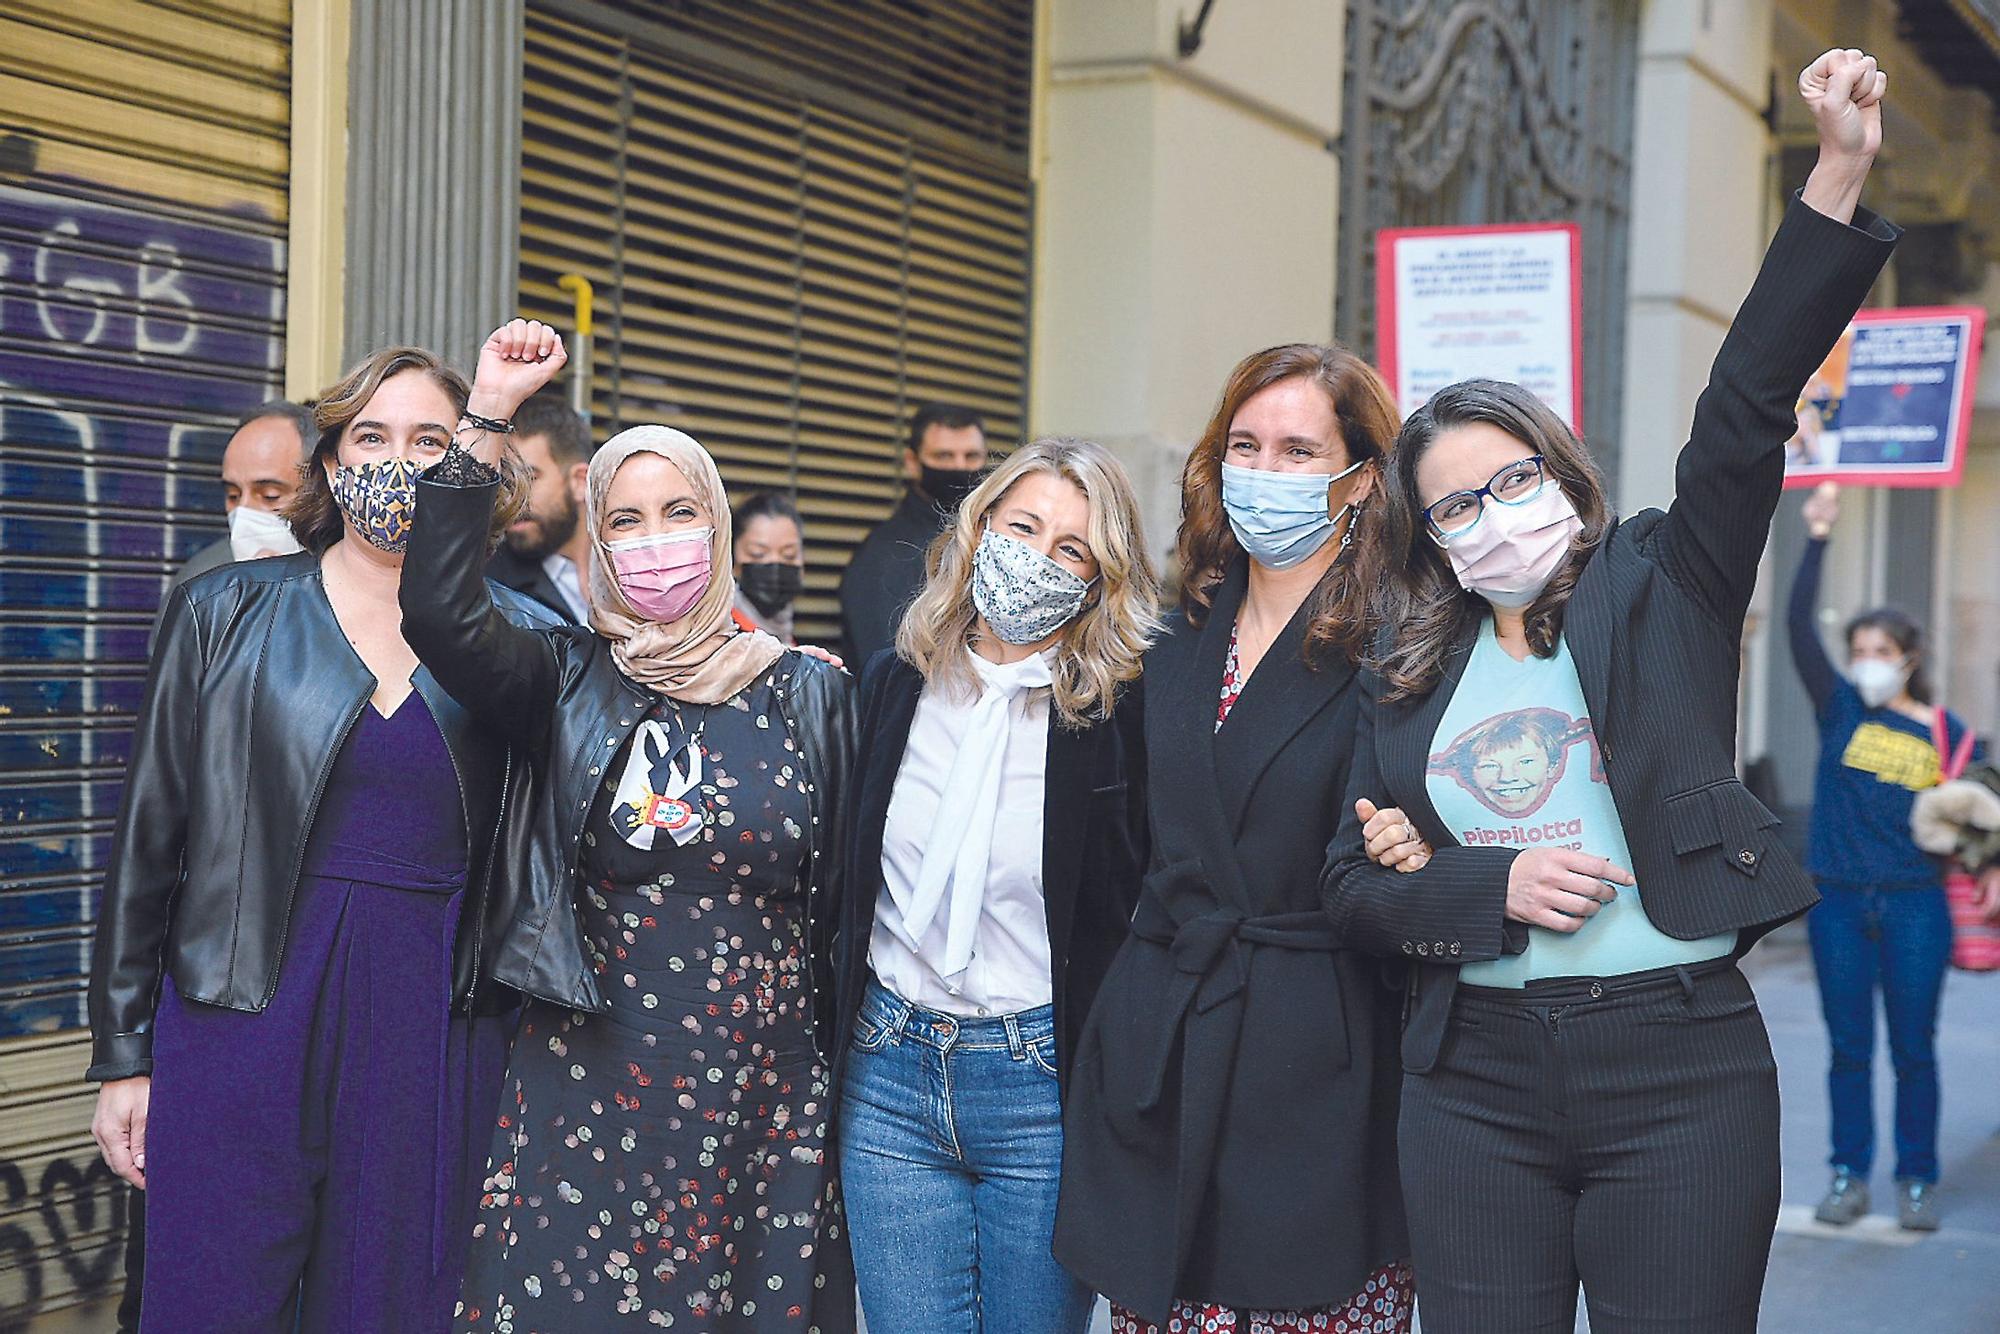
[838,401,987,663]
[167,399,315,590]
[485,392,593,623]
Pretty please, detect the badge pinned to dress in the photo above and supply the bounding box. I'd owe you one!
[617,719,708,850]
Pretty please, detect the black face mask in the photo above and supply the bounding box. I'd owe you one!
[918,464,983,514]
[738,562,804,617]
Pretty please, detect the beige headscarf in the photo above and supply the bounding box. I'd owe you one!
[586,425,786,704]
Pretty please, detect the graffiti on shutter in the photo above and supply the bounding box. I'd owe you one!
[0,2,291,1321]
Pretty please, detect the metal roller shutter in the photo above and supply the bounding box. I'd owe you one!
[0,0,290,1321]
[520,1,1034,644]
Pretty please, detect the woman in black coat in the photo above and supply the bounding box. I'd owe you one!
[834,438,1157,1334]
[1321,50,1896,1333]
[1056,344,1414,1331]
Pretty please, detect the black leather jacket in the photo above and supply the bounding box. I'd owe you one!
[400,475,856,1058]
[87,553,559,1082]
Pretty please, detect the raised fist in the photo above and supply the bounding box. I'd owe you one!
[1800,48,1885,161]
[468,318,569,421]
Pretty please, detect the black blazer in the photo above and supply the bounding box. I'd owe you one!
[837,493,945,664]
[1054,566,1407,1322]
[1322,194,1899,1075]
[831,650,1145,1089]
[485,543,581,623]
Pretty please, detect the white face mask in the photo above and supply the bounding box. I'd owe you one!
[228,504,304,562]
[1438,481,1583,608]
[1849,657,1910,709]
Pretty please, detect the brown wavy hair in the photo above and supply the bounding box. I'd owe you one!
[1373,379,1611,702]
[287,346,526,554]
[1177,343,1399,667]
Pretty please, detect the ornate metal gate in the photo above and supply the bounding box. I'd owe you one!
[1337,0,1639,481]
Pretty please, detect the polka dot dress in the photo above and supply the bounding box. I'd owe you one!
[455,671,851,1331]
[1109,1262,1415,1334]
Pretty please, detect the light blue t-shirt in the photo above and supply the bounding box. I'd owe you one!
[1428,622,1736,987]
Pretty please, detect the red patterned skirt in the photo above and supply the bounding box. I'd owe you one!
[1109,1261,1415,1334]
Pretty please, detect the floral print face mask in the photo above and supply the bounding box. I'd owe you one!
[330,456,421,553]
[969,528,1094,645]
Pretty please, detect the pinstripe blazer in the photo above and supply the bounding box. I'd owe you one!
[1322,193,1899,1074]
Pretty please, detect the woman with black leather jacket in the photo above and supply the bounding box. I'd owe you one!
[401,321,857,1332]
[87,344,557,1332]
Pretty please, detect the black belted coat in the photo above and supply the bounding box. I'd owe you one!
[1053,563,1407,1321]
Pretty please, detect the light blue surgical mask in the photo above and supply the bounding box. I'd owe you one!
[1220,457,1365,570]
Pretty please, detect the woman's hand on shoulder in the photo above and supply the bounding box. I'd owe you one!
[1357,798,1432,874]
[795,643,846,673]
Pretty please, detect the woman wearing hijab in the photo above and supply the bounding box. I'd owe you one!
[1322,49,1895,1332]
[834,439,1159,1334]
[400,321,856,1332]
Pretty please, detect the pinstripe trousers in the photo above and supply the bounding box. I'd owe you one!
[1399,963,1780,1334]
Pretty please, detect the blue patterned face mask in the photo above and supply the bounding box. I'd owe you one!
[330,457,420,553]
[970,529,1094,646]
[1220,457,1365,570]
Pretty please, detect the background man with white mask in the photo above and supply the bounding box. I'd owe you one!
[156,399,314,636]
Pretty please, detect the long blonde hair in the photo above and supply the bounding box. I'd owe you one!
[895,437,1162,727]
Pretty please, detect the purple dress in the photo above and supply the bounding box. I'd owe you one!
[141,693,510,1333]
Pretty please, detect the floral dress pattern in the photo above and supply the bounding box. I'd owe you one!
[455,672,852,1332]
[1108,1263,1416,1334]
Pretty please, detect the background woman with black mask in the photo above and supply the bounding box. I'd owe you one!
[836,438,1158,1334]
[731,490,807,643]
[89,346,553,1331]
[1788,482,1981,1231]
[1323,49,1897,1333]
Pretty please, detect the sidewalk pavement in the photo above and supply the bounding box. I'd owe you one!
[1746,920,2000,1333]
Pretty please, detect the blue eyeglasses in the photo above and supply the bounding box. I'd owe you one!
[1424,456,1549,542]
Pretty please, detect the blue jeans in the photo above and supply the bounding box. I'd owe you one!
[1807,884,1952,1182]
[839,977,1093,1334]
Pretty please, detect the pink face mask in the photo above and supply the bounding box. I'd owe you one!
[606,526,714,623]
[1439,482,1583,608]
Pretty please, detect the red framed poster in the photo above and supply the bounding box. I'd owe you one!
[1376,221,1585,434]
[1781,305,1985,489]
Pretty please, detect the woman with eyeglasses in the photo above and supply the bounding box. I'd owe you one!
[1322,50,1897,1332]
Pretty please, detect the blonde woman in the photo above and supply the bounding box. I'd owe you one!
[834,438,1160,1333]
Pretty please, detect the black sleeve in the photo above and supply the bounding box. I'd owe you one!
[1650,194,1898,630]
[838,538,895,667]
[401,473,563,741]
[88,585,207,1080]
[1319,668,1524,961]
[1787,537,1841,714]
[1111,676,1149,925]
[799,656,857,1049]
